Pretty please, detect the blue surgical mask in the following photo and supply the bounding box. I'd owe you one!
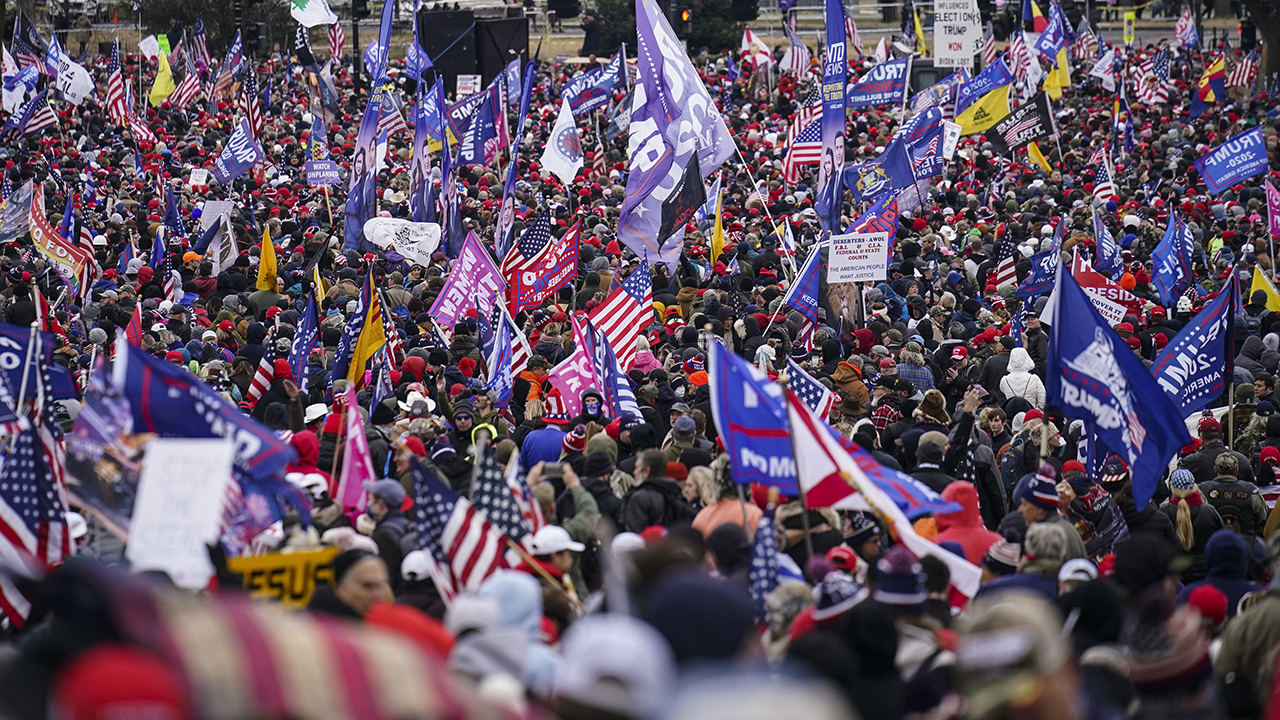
[584,398,600,414]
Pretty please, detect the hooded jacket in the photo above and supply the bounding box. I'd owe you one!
[831,361,870,416]
[999,348,1046,410]
[1236,335,1269,381]
[476,571,562,696]
[285,430,330,481]
[1177,530,1263,616]
[931,482,1002,564]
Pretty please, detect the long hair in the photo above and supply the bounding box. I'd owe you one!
[1171,483,1201,552]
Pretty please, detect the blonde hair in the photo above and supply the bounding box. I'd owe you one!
[688,466,718,504]
[1172,484,1201,551]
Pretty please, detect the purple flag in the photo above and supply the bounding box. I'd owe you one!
[617,0,733,268]
[428,231,507,328]
[1267,180,1280,241]
[815,0,847,234]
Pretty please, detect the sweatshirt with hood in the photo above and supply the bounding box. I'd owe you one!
[1177,529,1263,616]
[999,348,1046,410]
[931,482,1002,564]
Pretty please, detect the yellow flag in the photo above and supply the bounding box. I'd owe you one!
[913,10,928,55]
[312,261,328,296]
[1027,141,1052,173]
[1252,266,1280,312]
[348,270,388,386]
[956,85,1011,135]
[257,227,277,291]
[149,52,176,107]
[1044,48,1069,100]
[711,194,726,264]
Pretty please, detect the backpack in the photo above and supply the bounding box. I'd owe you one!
[378,516,420,557]
[998,436,1027,495]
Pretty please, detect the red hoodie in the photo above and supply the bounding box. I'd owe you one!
[931,482,1001,565]
[286,430,331,482]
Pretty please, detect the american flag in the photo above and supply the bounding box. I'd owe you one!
[470,454,534,544]
[499,209,553,277]
[1092,153,1118,203]
[2,175,12,201]
[982,23,998,67]
[12,14,46,73]
[504,309,533,374]
[376,91,410,138]
[747,512,779,623]
[1133,49,1170,104]
[783,118,822,184]
[245,339,276,410]
[169,50,203,109]
[378,289,405,365]
[239,68,264,138]
[592,135,606,177]
[1009,32,1036,87]
[127,113,157,145]
[410,461,508,594]
[787,358,834,418]
[1229,48,1259,90]
[2,90,57,139]
[780,25,811,76]
[211,32,244,104]
[192,17,211,70]
[328,23,345,62]
[1072,17,1098,60]
[846,17,864,58]
[994,240,1018,289]
[587,259,653,370]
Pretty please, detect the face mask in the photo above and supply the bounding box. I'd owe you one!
[675,387,686,398]
[584,399,600,414]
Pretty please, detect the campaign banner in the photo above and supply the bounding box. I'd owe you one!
[226,546,341,607]
[934,0,982,68]
[828,232,891,283]
[1195,127,1269,195]
[1152,276,1237,415]
[508,223,580,313]
[985,91,1055,155]
[30,184,94,280]
[431,233,506,328]
[362,218,441,266]
[0,321,77,397]
[212,119,264,183]
[0,180,33,245]
[708,342,798,492]
[546,340,596,419]
[846,57,909,108]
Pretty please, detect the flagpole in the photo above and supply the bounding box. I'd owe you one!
[15,322,39,414]
[732,143,794,282]
[777,373,815,560]
[1228,382,1235,450]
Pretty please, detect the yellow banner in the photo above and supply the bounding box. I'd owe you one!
[957,85,1011,135]
[226,546,342,607]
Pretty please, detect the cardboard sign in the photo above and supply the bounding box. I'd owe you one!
[227,546,342,607]
[125,439,235,590]
[456,74,482,98]
[188,168,209,187]
[934,0,982,68]
[139,35,160,60]
[306,159,342,186]
[828,232,891,283]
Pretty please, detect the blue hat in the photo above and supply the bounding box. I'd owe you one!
[811,571,868,621]
[1169,468,1196,492]
[1025,465,1060,512]
[1257,401,1275,417]
[872,546,926,612]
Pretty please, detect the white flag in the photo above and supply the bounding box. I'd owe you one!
[209,217,239,275]
[1089,48,1117,92]
[540,98,583,186]
[138,35,160,61]
[2,46,25,113]
[292,0,339,28]
[56,57,95,105]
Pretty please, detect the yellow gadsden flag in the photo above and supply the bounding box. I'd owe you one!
[346,269,388,386]
[149,51,176,107]
[956,85,1012,135]
[711,193,726,264]
[1252,266,1280,312]
[913,10,928,55]
[256,227,278,291]
[1027,141,1052,173]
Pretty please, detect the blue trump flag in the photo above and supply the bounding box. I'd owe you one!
[1047,270,1191,508]
[782,246,822,326]
[815,0,848,234]
[1152,211,1194,305]
[288,291,321,395]
[708,341,798,492]
[496,62,536,258]
[1094,211,1121,277]
[0,322,77,397]
[846,58,910,108]
[1194,127,1270,195]
[112,340,306,529]
[1015,248,1058,298]
[211,119,264,184]
[1152,275,1238,415]
[956,57,1014,116]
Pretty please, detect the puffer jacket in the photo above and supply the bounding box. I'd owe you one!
[999,348,1046,410]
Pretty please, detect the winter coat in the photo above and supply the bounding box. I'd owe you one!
[1159,497,1223,583]
[1217,592,1280,713]
[1119,498,1179,548]
[1183,442,1257,485]
[831,361,870,416]
[931,482,1002,564]
[1236,335,1269,381]
[999,348,1046,410]
[621,476,692,532]
[1177,530,1263,617]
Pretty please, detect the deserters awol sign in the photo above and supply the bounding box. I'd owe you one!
[827,232,890,283]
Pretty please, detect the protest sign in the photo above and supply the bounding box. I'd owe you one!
[227,546,342,607]
[188,168,209,187]
[429,231,506,328]
[828,232,891,283]
[125,439,235,590]
[934,0,981,68]
[456,74,482,97]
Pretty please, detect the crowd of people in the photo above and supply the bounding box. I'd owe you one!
[2,6,1280,720]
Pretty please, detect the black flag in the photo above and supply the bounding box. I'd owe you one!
[658,153,706,244]
[985,91,1056,155]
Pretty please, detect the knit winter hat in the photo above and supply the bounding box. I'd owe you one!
[983,530,1022,576]
[810,571,868,622]
[563,424,588,453]
[872,546,926,612]
[845,512,879,547]
[1127,599,1212,697]
[431,435,456,461]
[1025,465,1060,512]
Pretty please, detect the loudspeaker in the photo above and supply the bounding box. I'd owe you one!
[417,8,476,97]
[475,17,529,87]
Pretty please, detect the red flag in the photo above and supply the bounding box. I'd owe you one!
[124,303,144,346]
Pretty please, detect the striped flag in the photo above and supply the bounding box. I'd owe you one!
[780,24,812,76]
[245,340,276,410]
[787,358,834,418]
[239,68,264,138]
[1,90,57,139]
[783,118,822,184]
[378,289,405,364]
[376,91,410,138]
[994,240,1018,290]
[1228,48,1259,90]
[592,135,606,177]
[409,460,509,595]
[1133,48,1170,104]
[505,310,532,375]
[587,258,653,371]
[192,17,212,70]
[1072,17,1098,59]
[328,23,345,62]
[470,453,534,544]
[982,23,998,67]
[1092,152,1118,204]
[169,50,203,109]
[105,39,128,124]
[845,16,863,58]
[1175,7,1198,49]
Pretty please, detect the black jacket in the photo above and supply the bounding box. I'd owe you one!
[621,476,691,532]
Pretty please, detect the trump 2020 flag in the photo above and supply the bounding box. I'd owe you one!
[1152,211,1194,305]
[1152,275,1237,415]
[541,97,583,185]
[708,341,798,493]
[1047,269,1191,508]
[212,118,264,183]
[1194,127,1270,195]
[815,0,848,234]
[618,0,734,268]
